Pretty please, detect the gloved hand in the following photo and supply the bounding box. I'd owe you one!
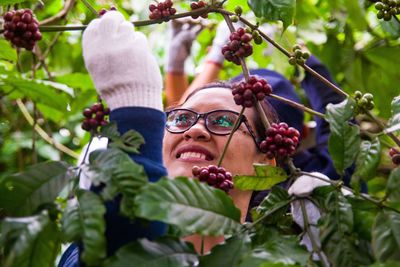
[289,172,330,263]
[205,21,232,66]
[166,19,203,74]
[82,11,163,111]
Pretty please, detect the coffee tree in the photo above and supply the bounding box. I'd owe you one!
[0,0,400,266]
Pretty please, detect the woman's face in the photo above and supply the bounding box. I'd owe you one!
[163,88,267,178]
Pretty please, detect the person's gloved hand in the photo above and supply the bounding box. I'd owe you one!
[289,172,330,262]
[82,11,163,111]
[166,19,203,74]
[205,21,231,66]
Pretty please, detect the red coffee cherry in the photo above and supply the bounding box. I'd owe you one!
[190,1,208,19]
[192,165,234,193]
[260,122,300,159]
[232,76,272,108]
[2,9,41,50]
[221,27,253,65]
[389,147,400,165]
[149,0,176,20]
[81,102,110,132]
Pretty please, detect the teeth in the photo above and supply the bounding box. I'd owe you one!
[180,152,207,160]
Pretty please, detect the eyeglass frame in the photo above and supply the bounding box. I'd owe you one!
[165,108,259,147]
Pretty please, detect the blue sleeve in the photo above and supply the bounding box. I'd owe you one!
[58,107,168,267]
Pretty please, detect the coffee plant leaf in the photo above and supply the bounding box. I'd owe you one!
[386,167,400,203]
[200,233,252,267]
[0,211,60,267]
[100,123,145,154]
[0,40,17,62]
[328,123,361,175]
[104,237,198,267]
[320,190,372,266]
[0,161,70,216]
[354,138,381,182]
[385,96,400,134]
[326,98,356,126]
[0,0,27,5]
[238,228,309,266]
[134,177,241,236]
[372,210,400,262]
[343,0,367,31]
[61,189,106,266]
[252,186,290,224]
[247,0,295,30]
[234,164,287,191]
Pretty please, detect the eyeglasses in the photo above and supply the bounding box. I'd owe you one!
[165,108,259,145]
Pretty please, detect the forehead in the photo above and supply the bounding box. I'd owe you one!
[182,87,241,112]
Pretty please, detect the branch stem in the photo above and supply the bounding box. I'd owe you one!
[269,94,325,119]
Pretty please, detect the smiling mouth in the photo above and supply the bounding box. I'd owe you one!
[176,152,214,161]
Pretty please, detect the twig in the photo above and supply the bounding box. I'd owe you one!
[217,107,245,166]
[39,0,76,26]
[299,171,400,214]
[299,200,330,267]
[16,99,79,159]
[269,94,325,119]
[365,110,400,147]
[80,0,98,17]
[34,31,63,72]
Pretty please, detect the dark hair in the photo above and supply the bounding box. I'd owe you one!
[178,81,279,142]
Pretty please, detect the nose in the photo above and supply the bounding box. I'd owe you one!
[183,120,211,141]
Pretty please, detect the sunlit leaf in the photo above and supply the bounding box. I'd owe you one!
[0,40,17,62]
[234,164,287,191]
[354,138,381,182]
[247,0,296,29]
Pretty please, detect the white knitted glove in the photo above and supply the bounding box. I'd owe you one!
[166,19,203,74]
[288,172,330,196]
[82,11,163,111]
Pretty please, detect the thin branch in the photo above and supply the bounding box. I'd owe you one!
[365,110,400,147]
[299,171,400,214]
[34,31,63,72]
[80,0,98,17]
[299,200,330,267]
[16,99,79,159]
[269,94,326,119]
[39,0,76,26]
[217,107,245,166]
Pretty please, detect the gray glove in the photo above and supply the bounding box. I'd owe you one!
[166,19,203,74]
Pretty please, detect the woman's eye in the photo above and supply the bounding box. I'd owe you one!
[213,115,234,127]
[175,114,192,126]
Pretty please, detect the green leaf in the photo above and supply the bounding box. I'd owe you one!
[247,0,296,30]
[0,40,17,62]
[344,0,367,31]
[0,0,27,5]
[0,161,70,216]
[372,210,400,262]
[326,98,356,126]
[61,190,106,266]
[320,191,372,266]
[104,237,198,267]
[354,138,381,181]
[99,123,145,154]
[135,177,241,236]
[386,96,400,134]
[252,186,290,224]
[234,164,287,191]
[0,211,61,267]
[55,73,95,92]
[238,228,309,266]
[200,233,252,267]
[328,123,360,175]
[387,167,400,202]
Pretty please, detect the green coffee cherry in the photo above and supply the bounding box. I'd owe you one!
[294,49,303,58]
[363,93,373,101]
[303,51,310,59]
[354,91,363,100]
[254,35,263,45]
[234,6,243,16]
[296,58,305,65]
[288,57,297,65]
[292,44,301,51]
[384,11,392,20]
[375,2,384,9]
[230,15,239,22]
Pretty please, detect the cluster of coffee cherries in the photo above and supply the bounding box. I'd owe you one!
[99,6,117,16]
[221,27,253,65]
[2,9,42,51]
[354,91,374,114]
[149,0,176,20]
[192,165,234,193]
[232,76,272,108]
[375,0,400,21]
[389,147,400,165]
[260,122,300,159]
[81,102,110,132]
[190,1,208,19]
[288,44,310,66]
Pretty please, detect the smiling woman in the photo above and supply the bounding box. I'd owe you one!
[59,11,278,266]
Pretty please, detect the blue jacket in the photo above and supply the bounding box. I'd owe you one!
[58,107,168,267]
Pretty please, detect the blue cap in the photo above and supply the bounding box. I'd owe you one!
[231,69,304,134]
